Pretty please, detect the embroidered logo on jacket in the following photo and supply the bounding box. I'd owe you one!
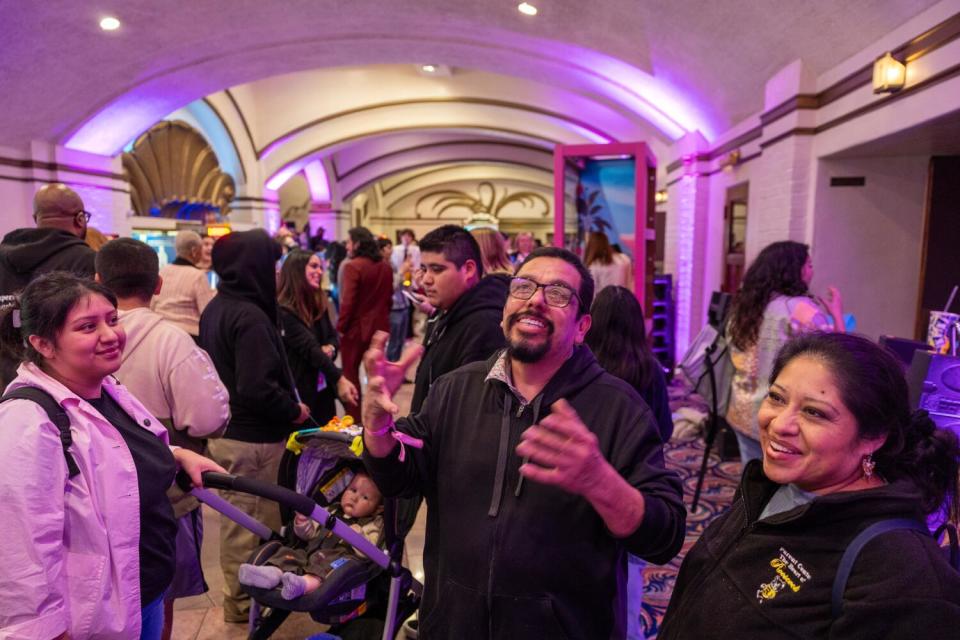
[756,547,812,603]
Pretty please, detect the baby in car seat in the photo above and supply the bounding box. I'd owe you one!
[239,471,384,600]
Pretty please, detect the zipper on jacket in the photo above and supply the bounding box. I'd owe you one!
[665,496,756,632]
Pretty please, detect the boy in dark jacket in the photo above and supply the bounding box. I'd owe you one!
[410,224,508,413]
[199,229,309,622]
[363,247,685,639]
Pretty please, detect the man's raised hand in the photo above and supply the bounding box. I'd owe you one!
[515,398,606,497]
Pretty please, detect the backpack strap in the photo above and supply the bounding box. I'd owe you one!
[1,386,80,478]
[831,518,930,619]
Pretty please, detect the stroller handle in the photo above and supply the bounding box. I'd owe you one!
[176,470,318,517]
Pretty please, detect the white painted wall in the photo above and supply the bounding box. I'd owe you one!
[810,155,928,340]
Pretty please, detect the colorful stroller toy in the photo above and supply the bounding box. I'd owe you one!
[179,419,422,640]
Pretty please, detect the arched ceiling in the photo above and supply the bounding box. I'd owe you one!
[0,0,939,155]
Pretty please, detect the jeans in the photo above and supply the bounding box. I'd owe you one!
[387,308,410,362]
[625,554,646,639]
[140,594,164,640]
[734,430,763,466]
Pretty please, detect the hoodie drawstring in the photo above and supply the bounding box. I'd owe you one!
[488,394,513,517]
[514,394,544,498]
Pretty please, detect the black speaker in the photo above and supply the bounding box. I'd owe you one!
[907,350,960,437]
[707,291,732,330]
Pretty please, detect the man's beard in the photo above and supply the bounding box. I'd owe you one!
[505,311,553,363]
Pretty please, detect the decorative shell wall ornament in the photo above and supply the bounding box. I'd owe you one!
[122,120,236,221]
[415,181,550,221]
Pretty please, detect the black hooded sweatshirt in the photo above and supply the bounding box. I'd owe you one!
[660,461,960,640]
[0,228,96,385]
[0,227,95,297]
[199,230,301,442]
[410,273,508,413]
[364,346,685,640]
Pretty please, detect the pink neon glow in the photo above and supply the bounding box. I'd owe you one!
[303,160,331,202]
[61,27,719,159]
[265,164,302,191]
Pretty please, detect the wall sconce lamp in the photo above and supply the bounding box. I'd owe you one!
[872,52,906,94]
[655,189,668,204]
[720,150,742,172]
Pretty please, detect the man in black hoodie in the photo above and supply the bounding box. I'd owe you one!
[199,229,310,623]
[363,247,685,640]
[409,224,507,413]
[0,183,96,385]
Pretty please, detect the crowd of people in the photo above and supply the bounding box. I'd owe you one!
[0,182,958,640]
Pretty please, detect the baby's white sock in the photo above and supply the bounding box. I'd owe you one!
[281,572,309,600]
[238,564,283,589]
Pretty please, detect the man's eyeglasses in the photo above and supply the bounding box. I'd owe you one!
[509,276,580,309]
[32,209,93,223]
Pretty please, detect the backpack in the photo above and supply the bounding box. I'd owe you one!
[0,386,80,478]
[831,518,960,619]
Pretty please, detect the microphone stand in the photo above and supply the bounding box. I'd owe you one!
[691,341,721,512]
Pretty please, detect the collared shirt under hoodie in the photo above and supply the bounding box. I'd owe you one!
[659,460,960,640]
[364,346,685,640]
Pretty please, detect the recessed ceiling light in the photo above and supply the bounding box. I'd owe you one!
[99,16,121,31]
[416,64,452,77]
[517,2,538,16]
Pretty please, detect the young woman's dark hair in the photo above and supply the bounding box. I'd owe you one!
[728,241,809,350]
[586,285,657,389]
[0,272,118,366]
[277,250,329,326]
[348,226,382,262]
[771,332,960,522]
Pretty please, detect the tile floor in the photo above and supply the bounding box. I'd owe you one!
[171,382,422,640]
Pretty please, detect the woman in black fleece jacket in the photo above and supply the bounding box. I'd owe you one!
[660,332,960,639]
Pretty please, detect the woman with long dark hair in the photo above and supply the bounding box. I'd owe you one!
[661,332,960,638]
[278,250,357,424]
[0,272,223,639]
[725,241,843,463]
[336,227,393,420]
[585,285,672,441]
[584,284,672,640]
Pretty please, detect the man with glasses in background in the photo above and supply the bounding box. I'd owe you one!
[362,246,685,640]
[0,183,96,385]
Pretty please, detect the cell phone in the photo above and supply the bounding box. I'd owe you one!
[402,290,425,305]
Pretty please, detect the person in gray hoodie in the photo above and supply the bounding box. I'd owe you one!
[95,238,230,640]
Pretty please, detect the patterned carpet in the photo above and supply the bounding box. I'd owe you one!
[639,385,744,638]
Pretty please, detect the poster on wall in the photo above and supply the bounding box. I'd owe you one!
[576,158,636,259]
